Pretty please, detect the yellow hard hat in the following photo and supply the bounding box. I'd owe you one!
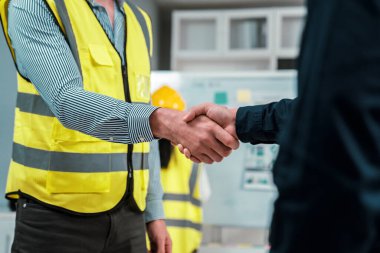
[152,85,186,111]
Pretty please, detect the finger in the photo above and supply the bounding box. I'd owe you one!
[166,237,172,253]
[183,110,196,123]
[183,148,192,159]
[198,127,233,158]
[196,153,214,164]
[213,127,240,150]
[225,124,238,139]
[183,103,211,122]
[202,145,224,163]
[156,239,165,253]
[177,144,185,154]
[190,156,201,163]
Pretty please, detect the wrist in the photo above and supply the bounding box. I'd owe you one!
[230,108,238,122]
[149,108,178,140]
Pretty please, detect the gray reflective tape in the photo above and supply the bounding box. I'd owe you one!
[124,0,151,55]
[54,0,83,77]
[12,142,148,173]
[17,93,54,117]
[165,219,202,231]
[163,193,202,207]
[189,164,199,195]
[163,164,202,207]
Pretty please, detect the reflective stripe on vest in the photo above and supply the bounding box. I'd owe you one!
[165,219,202,232]
[13,143,149,173]
[16,93,54,117]
[163,164,202,207]
[1,0,153,214]
[161,148,203,253]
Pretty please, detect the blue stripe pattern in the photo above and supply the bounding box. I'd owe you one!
[8,0,156,144]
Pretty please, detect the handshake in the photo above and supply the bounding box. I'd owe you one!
[150,103,239,164]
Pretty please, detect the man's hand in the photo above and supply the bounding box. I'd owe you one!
[150,108,239,164]
[183,103,238,138]
[178,103,239,162]
[147,220,172,253]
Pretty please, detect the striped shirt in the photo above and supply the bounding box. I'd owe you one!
[7,0,164,221]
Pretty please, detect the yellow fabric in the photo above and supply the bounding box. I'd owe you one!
[1,0,153,213]
[161,148,203,253]
[152,85,186,111]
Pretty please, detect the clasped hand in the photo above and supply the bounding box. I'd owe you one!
[179,103,239,163]
[150,103,238,164]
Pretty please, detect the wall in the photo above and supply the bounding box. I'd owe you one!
[0,28,16,211]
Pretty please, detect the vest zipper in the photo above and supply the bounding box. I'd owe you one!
[120,12,136,207]
[84,1,135,207]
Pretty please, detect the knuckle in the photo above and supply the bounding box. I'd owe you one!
[215,156,223,162]
[227,138,237,148]
[221,150,230,157]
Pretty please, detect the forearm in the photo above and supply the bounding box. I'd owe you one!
[145,140,165,223]
[236,99,295,144]
[57,87,157,144]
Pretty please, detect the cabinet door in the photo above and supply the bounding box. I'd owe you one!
[172,11,223,56]
[223,9,275,70]
[224,10,274,56]
[171,11,225,70]
[275,7,307,58]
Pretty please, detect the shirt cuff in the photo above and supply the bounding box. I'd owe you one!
[236,105,265,144]
[144,199,165,223]
[127,104,158,143]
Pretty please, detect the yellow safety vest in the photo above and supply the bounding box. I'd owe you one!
[161,148,203,253]
[0,0,153,214]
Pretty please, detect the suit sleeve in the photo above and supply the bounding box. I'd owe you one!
[236,99,295,145]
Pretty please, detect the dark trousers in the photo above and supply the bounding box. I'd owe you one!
[11,198,147,253]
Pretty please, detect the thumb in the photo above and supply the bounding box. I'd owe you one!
[183,109,197,122]
[183,103,212,122]
[225,124,238,140]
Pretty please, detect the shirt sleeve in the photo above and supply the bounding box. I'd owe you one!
[236,99,295,145]
[144,140,165,223]
[7,0,156,144]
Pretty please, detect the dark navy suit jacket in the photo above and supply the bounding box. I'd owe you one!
[236,0,380,252]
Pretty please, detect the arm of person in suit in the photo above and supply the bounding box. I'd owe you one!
[180,99,295,162]
[236,99,295,145]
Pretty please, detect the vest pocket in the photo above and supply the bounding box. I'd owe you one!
[81,44,117,97]
[88,44,114,66]
[130,71,151,103]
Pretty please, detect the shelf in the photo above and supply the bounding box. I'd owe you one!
[171,7,306,71]
[174,58,272,71]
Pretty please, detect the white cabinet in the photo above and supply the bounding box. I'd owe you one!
[171,7,306,71]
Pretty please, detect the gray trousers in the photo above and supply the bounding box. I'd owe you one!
[11,198,147,253]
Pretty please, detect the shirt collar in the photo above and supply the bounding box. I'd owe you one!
[87,0,125,12]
